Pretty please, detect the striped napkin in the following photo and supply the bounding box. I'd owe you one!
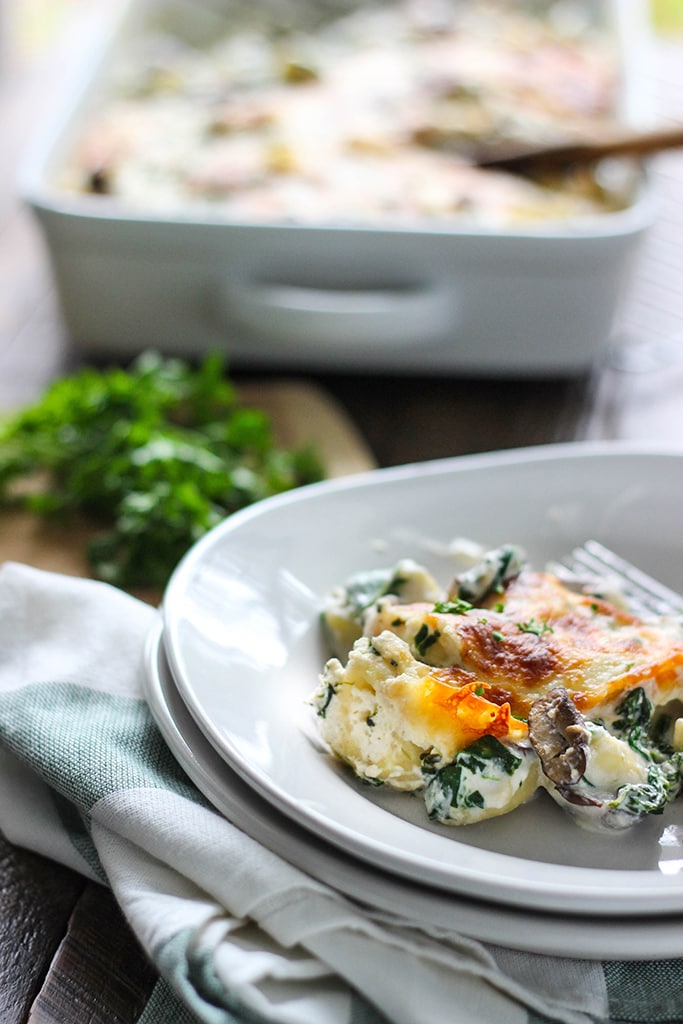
[0,560,681,1024]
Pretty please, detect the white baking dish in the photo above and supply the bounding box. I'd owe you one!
[20,0,656,376]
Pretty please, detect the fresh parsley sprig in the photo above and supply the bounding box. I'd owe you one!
[0,352,323,588]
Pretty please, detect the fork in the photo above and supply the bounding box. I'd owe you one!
[553,539,683,618]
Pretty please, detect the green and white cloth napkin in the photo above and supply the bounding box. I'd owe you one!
[0,560,681,1024]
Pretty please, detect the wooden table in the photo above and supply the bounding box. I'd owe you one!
[2,13,683,1023]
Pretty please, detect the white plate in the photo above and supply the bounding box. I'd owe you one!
[162,441,683,916]
[145,617,683,960]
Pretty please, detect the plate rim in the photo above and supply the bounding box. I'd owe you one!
[165,439,683,584]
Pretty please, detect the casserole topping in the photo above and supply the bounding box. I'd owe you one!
[58,0,636,227]
[309,545,683,832]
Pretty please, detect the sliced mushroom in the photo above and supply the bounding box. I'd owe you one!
[528,687,590,787]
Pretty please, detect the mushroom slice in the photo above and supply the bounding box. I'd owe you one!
[543,721,680,833]
[528,686,590,787]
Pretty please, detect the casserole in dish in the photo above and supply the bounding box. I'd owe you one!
[21,0,655,375]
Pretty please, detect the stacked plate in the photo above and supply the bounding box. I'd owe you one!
[143,442,683,961]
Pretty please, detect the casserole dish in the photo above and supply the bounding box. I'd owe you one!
[20,0,656,375]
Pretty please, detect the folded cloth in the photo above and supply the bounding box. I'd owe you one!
[0,562,681,1024]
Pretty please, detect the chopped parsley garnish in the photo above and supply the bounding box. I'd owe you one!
[491,630,505,643]
[517,618,554,636]
[0,351,323,588]
[433,598,473,615]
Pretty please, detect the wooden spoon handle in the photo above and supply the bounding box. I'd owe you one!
[479,124,683,173]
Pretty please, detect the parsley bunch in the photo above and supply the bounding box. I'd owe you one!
[0,352,323,588]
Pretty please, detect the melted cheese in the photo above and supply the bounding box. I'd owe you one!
[311,553,683,830]
[317,630,527,790]
[363,571,683,719]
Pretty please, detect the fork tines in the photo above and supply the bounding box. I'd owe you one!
[559,539,683,618]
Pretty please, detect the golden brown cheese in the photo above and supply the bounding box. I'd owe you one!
[363,570,683,721]
[398,670,528,750]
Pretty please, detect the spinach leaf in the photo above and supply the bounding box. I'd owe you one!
[611,687,666,762]
[452,544,525,604]
[424,735,523,820]
[610,755,683,818]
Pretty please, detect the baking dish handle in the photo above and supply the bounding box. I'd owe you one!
[221,281,456,347]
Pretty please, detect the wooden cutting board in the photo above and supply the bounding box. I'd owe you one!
[0,380,376,600]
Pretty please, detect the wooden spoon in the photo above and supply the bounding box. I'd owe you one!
[474,124,683,174]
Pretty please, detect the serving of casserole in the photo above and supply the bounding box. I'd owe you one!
[313,542,683,832]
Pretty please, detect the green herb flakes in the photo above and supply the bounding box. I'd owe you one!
[433,598,473,615]
[517,618,554,636]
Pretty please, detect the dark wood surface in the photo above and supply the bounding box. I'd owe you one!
[2,9,683,1023]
